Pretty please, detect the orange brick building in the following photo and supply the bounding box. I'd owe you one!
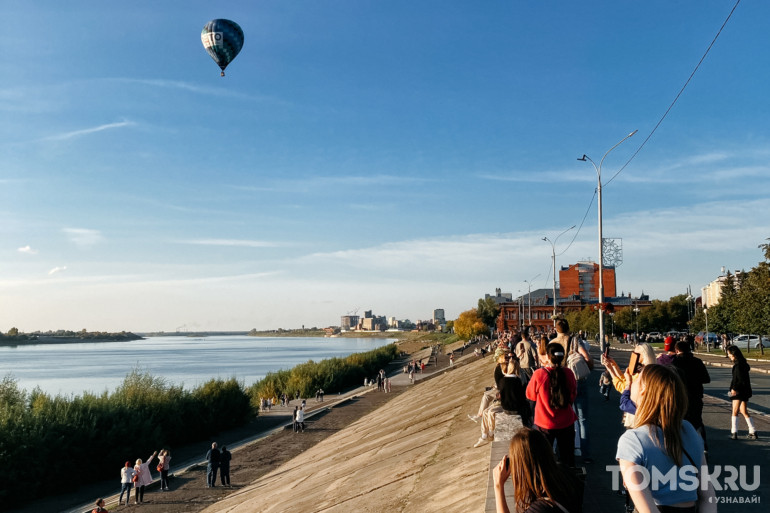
[495,262,649,333]
[559,262,616,300]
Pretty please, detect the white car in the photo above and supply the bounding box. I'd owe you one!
[730,334,770,349]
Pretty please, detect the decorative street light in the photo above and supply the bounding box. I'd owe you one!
[543,225,576,326]
[686,293,694,333]
[633,305,640,343]
[524,274,541,327]
[578,130,637,353]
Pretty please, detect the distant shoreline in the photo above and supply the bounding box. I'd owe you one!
[0,334,143,347]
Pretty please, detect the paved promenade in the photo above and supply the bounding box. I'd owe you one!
[580,343,769,512]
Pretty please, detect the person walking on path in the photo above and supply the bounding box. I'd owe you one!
[158,448,171,491]
[292,406,299,432]
[515,326,539,386]
[219,446,232,487]
[568,330,594,463]
[526,343,577,468]
[133,451,158,504]
[727,345,758,440]
[296,405,305,432]
[671,341,710,447]
[118,461,134,505]
[616,364,717,512]
[206,442,221,487]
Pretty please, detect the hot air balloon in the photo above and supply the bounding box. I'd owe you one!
[201,19,244,76]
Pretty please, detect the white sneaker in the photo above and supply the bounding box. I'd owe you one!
[467,414,479,423]
[473,437,489,448]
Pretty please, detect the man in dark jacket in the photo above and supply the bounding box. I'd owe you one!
[206,442,221,487]
[672,341,711,446]
[219,445,232,487]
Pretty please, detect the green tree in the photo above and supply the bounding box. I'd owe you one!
[454,309,488,340]
[477,297,500,329]
[6,327,19,337]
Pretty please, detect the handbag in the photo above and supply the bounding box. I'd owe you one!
[157,463,164,472]
[132,471,140,483]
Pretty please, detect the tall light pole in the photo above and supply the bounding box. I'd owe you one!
[578,130,637,352]
[543,225,576,325]
[524,274,541,327]
[704,307,709,353]
[633,305,640,342]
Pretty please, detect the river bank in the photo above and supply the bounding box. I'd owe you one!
[13,336,470,513]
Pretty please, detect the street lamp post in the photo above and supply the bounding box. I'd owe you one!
[633,305,640,343]
[686,294,694,333]
[543,225,576,325]
[578,130,637,353]
[524,274,541,327]
[704,307,709,353]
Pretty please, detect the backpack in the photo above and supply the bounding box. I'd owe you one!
[566,336,590,380]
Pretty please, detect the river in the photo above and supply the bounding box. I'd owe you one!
[0,335,393,396]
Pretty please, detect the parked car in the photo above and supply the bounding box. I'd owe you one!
[647,332,663,343]
[695,332,720,347]
[730,334,770,349]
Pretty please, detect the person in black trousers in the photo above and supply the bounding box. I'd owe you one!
[205,442,220,487]
[219,446,232,487]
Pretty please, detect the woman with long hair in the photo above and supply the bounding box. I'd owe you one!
[602,342,656,427]
[158,448,172,491]
[525,342,577,467]
[727,345,758,439]
[492,427,583,513]
[133,451,158,504]
[616,364,716,513]
[474,352,530,447]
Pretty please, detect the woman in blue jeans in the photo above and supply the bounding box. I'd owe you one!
[119,461,134,505]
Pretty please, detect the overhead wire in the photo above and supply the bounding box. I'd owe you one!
[533,0,740,292]
[603,0,741,188]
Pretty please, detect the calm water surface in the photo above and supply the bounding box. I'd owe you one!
[0,336,393,396]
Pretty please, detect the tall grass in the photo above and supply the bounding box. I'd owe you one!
[0,343,400,510]
[248,343,399,405]
[0,370,250,510]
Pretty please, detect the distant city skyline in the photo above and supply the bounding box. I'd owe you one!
[2,1,768,332]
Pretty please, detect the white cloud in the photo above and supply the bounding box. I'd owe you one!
[48,266,67,275]
[175,239,287,248]
[63,228,104,248]
[43,121,134,142]
[18,245,38,255]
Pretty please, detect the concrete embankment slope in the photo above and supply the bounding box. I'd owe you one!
[203,357,491,513]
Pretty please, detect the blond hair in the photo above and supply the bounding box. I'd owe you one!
[633,364,688,466]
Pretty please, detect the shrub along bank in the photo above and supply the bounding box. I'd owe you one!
[0,343,400,510]
[246,343,400,406]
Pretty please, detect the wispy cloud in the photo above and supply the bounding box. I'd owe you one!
[48,266,67,275]
[231,174,433,195]
[110,78,286,104]
[18,245,38,255]
[63,228,104,247]
[477,170,594,184]
[175,239,288,248]
[43,121,135,142]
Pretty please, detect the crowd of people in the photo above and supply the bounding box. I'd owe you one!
[472,319,757,513]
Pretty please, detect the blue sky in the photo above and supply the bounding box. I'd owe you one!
[1,1,768,332]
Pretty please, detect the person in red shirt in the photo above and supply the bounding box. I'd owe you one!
[525,342,578,467]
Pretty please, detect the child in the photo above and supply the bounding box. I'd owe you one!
[599,370,612,401]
